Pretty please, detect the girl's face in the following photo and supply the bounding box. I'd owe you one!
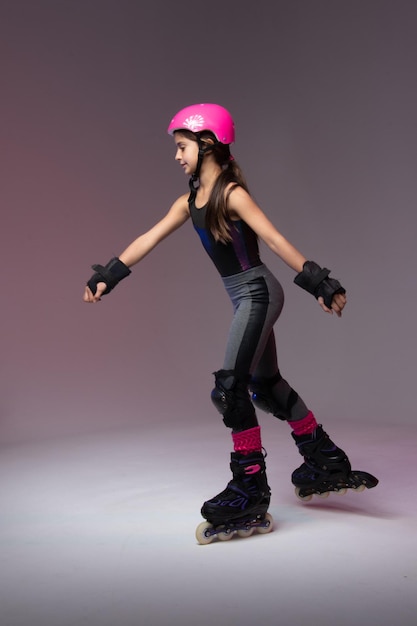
[174,132,199,176]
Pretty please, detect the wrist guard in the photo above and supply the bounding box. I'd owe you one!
[87,257,131,295]
[294,261,345,308]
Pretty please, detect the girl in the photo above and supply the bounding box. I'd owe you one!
[84,103,378,543]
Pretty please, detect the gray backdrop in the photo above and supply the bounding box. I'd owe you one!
[1,0,416,445]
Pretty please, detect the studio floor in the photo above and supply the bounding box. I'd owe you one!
[1,416,416,626]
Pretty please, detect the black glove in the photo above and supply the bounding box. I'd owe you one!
[87,257,131,295]
[294,261,345,308]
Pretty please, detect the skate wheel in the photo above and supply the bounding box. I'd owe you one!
[237,526,255,538]
[354,484,366,493]
[257,512,274,534]
[217,527,234,541]
[335,488,347,496]
[195,521,214,545]
[295,487,312,502]
[318,491,330,498]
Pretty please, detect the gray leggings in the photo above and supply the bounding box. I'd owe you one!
[221,264,309,424]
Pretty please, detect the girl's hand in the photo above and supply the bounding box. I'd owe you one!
[83,282,107,303]
[318,292,347,317]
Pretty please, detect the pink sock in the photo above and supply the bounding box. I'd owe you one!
[288,411,318,436]
[232,426,262,454]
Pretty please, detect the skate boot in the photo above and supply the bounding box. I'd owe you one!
[196,451,274,544]
[291,425,378,501]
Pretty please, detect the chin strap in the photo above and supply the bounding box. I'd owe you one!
[188,135,219,196]
[188,174,199,197]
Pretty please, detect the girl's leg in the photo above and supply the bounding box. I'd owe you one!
[201,269,281,532]
[212,271,284,446]
[251,325,379,498]
[250,331,315,428]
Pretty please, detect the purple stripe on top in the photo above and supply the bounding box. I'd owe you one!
[230,221,260,272]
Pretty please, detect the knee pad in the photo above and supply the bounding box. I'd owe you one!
[249,373,300,421]
[211,369,257,430]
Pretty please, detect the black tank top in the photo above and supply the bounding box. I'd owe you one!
[188,192,262,277]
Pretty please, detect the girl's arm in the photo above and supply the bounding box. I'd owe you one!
[118,194,190,267]
[228,186,346,316]
[83,194,190,303]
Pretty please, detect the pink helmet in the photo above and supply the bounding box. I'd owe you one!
[167,103,235,144]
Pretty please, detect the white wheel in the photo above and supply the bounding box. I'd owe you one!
[237,526,255,538]
[257,513,274,534]
[354,484,366,492]
[295,487,312,502]
[318,491,330,498]
[195,521,214,545]
[217,527,234,541]
[335,488,347,496]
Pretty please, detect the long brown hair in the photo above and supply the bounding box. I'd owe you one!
[182,130,250,244]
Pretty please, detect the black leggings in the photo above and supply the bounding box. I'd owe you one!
[221,264,309,428]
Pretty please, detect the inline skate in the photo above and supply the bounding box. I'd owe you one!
[196,451,274,544]
[291,425,378,501]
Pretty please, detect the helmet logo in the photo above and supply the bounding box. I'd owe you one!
[183,114,205,132]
